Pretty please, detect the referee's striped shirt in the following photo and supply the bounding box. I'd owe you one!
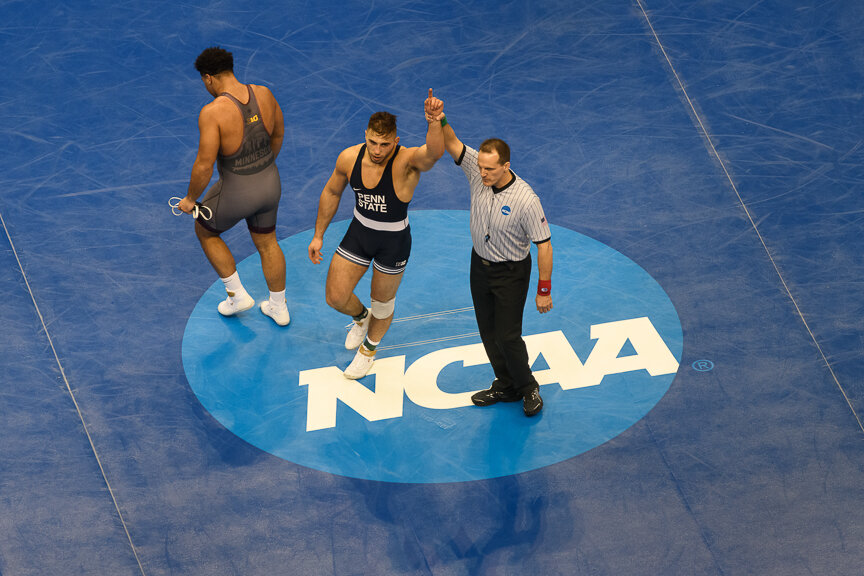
[456,144,551,263]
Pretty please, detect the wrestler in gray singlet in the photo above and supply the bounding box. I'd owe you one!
[198,85,281,233]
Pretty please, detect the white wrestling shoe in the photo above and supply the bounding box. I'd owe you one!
[217,292,255,316]
[345,311,371,349]
[260,300,290,326]
[343,344,376,380]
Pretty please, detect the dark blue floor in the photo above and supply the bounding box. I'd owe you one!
[1,1,862,575]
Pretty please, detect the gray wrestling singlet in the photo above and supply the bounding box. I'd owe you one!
[198,85,281,234]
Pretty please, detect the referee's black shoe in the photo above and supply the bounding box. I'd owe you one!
[471,384,522,406]
[523,388,543,417]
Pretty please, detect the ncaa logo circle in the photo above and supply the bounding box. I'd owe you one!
[182,210,682,483]
[501,205,511,215]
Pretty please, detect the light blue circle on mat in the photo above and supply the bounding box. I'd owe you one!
[182,210,682,483]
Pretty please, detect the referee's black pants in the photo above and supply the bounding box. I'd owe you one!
[470,249,538,395]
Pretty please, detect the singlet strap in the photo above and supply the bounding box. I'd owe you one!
[219,85,255,109]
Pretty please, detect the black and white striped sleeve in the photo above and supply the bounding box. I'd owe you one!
[457,145,479,180]
[522,195,551,244]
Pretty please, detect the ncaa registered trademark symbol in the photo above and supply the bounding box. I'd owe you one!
[692,359,714,372]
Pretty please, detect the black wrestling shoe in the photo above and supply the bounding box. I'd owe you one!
[523,388,543,417]
[471,386,523,406]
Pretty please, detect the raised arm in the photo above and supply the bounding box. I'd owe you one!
[406,88,445,172]
[308,148,353,263]
[439,110,464,161]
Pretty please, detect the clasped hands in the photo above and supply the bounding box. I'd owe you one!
[424,88,444,123]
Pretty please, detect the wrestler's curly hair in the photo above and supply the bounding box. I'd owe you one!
[195,46,234,77]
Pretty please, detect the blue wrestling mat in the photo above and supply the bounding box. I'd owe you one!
[2,1,862,575]
[183,210,682,482]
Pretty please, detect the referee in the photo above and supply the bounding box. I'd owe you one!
[439,112,553,417]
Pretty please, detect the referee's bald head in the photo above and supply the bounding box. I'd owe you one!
[479,138,510,165]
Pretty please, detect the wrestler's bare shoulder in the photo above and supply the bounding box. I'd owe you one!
[330,143,363,173]
[394,145,426,171]
[200,96,234,118]
[249,84,277,104]
[339,143,365,160]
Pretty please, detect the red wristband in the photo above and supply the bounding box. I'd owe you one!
[537,279,551,296]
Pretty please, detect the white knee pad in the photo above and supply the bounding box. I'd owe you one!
[370,298,395,319]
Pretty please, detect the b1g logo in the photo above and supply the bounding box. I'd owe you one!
[182,210,683,483]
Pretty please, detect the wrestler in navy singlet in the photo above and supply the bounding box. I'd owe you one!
[198,85,281,234]
[337,144,412,275]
